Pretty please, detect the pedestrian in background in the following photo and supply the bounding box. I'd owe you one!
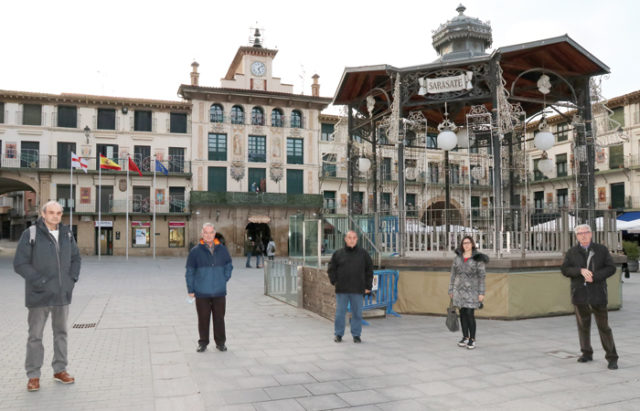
[266,238,276,261]
[13,200,81,392]
[561,224,618,370]
[255,237,265,268]
[186,223,233,353]
[448,235,488,350]
[328,230,373,343]
[244,237,254,268]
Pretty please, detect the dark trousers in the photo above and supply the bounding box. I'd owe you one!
[574,304,618,362]
[459,307,476,340]
[195,296,226,347]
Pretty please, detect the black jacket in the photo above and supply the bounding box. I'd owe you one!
[328,245,373,294]
[13,218,81,308]
[561,242,615,305]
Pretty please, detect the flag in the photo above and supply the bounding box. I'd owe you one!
[155,159,168,176]
[71,152,88,173]
[100,154,121,170]
[128,157,143,177]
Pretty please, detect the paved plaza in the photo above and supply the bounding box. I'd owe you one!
[1,243,639,410]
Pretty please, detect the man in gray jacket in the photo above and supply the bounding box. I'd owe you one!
[13,201,81,391]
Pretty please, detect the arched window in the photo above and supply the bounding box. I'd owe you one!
[209,104,224,123]
[291,110,302,128]
[251,107,265,126]
[271,108,284,127]
[230,105,244,125]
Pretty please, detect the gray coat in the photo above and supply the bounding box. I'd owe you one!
[448,249,488,309]
[13,218,81,308]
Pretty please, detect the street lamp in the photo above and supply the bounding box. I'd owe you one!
[437,103,458,151]
[84,126,91,144]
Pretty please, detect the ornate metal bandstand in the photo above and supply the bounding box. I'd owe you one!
[332,5,613,258]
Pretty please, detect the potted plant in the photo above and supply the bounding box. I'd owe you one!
[622,240,639,272]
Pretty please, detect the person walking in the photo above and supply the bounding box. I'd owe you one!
[266,238,276,261]
[186,223,233,353]
[328,230,373,343]
[13,200,81,392]
[561,224,618,370]
[244,237,254,268]
[448,235,488,350]
[255,237,265,268]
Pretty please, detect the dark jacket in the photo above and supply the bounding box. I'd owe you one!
[13,218,81,308]
[328,245,373,294]
[185,240,233,298]
[561,242,616,305]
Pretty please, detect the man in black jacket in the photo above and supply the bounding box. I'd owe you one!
[13,201,81,391]
[561,224,618,370]
[328,230,373,343]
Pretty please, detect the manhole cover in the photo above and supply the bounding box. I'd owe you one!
[546,350,579,359]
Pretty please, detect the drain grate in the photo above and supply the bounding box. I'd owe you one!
[72,323,97,329]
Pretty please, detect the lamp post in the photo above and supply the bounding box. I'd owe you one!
[437,104,458,241]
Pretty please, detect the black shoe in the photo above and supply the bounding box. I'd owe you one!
[608,360,618,370]
[334,335,342,343]
[196,344,207,353]
[216,345,227,352]
[353,336,361,343]
[577,355,592,363]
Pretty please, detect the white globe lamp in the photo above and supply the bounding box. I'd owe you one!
[537,158,554,176]
[357,157,371,173]
[534,130,555,151]
[437,129,458,151]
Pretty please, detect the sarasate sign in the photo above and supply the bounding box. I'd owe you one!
[418,71,473,95]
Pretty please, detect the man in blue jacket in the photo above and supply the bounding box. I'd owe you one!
[13,201,81,392]
[186,223,233,352]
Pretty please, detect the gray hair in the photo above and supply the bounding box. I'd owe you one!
[201,222,215,232]
[41,200,63,214]
[574,224,592,234]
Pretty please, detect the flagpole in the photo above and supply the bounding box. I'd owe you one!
[126,156,130,260]
[153,155,156,259]
[98,155,102,261]
[69,160,73,230]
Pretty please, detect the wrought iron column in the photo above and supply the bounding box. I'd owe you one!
[490,60,503,255]
[347,104,354,230]
[576,78,596,228]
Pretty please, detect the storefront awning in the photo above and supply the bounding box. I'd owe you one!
[248,215,271,224]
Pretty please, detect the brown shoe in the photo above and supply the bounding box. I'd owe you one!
[53,371,75,384]
[27,378,40,392]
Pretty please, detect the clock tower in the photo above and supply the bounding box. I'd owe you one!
[220,28,292,93]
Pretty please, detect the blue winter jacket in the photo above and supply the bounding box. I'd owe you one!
[185,241,233,298]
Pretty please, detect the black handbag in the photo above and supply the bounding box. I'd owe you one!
[446,299,459,332]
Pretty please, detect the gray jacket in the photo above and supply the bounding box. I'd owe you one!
[13,218,81,308]
[448,249,488,309]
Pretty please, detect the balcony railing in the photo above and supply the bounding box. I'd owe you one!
[0,153,191,174]
[190,191,322,208]
[67,195,188,214]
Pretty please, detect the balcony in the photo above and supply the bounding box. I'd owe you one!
[0,153,191,175]
[69,195,189,215]
[190,191,323,208]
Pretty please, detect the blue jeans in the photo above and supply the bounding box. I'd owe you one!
[334,293,363,337]
[245,252,252,267]
[255,253,263,267]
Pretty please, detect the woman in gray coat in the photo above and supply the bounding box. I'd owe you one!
[448,236,488,349]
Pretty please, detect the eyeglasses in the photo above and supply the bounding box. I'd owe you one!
[576,232,591,235]
[462,241,472,245]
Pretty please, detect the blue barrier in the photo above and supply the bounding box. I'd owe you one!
[348,269,401,325]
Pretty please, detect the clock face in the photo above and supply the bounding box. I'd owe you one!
[251,61,266,76]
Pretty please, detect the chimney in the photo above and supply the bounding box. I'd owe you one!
[311,74,320,97]
[190,61,200,86]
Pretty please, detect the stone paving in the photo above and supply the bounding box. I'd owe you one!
[1,244,639,410]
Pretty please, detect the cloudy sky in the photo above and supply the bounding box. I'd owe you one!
[2,0,638,106]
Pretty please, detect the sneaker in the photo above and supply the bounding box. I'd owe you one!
[27,378,39,392]
[353,336,362,343]
[458,338,469,347]
[53,371,75,384]
[334,335,342,343]
[467,339,476,350]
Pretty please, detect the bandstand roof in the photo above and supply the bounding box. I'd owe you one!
[332,35,609,125]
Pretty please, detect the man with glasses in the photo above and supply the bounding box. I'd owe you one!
[561,224,618,370]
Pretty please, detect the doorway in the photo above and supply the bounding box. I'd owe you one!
[245,222,271,252]
[95,227,113,255]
